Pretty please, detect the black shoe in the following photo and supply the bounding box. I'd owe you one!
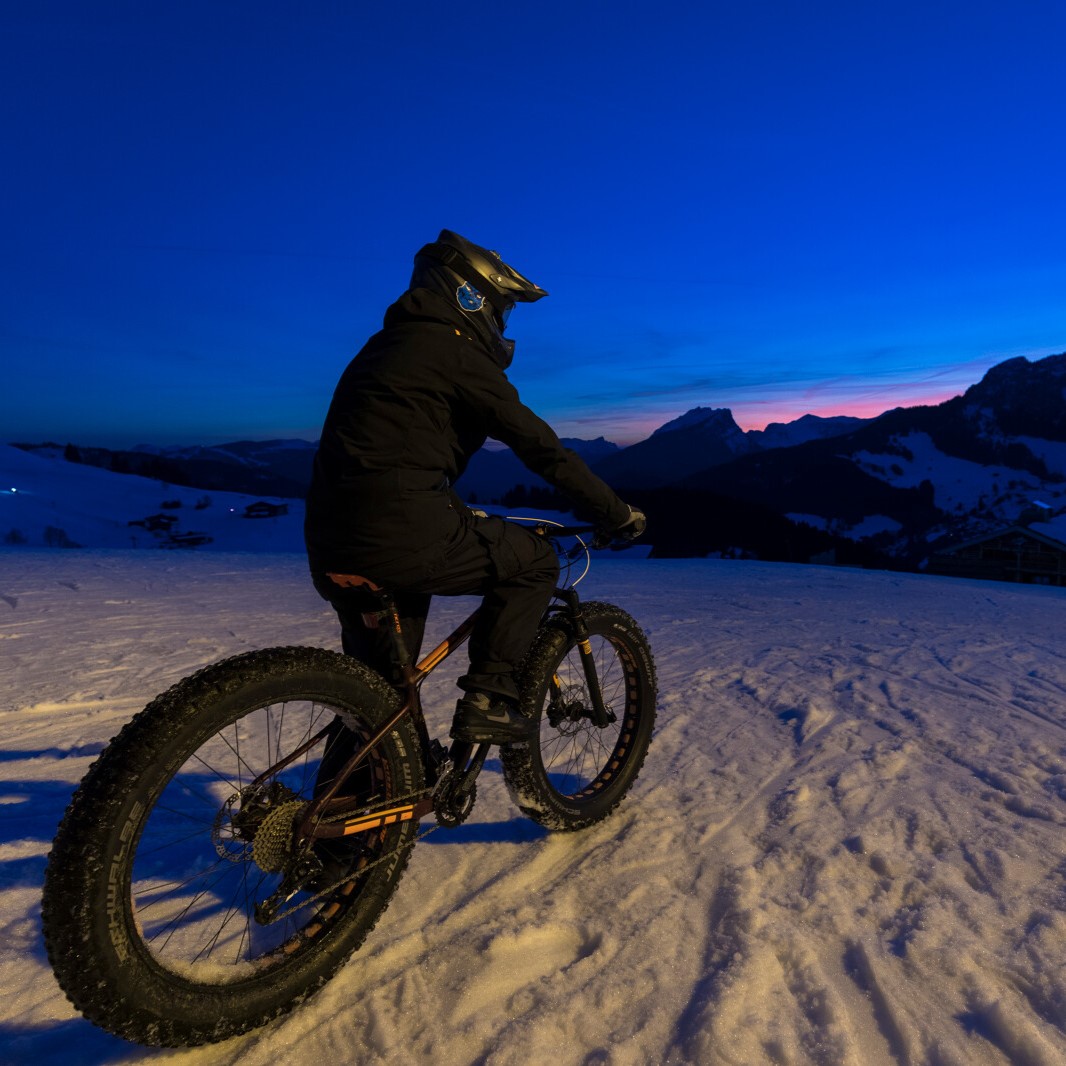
[450,692,535,744]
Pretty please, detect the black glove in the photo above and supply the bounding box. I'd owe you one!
[610,506,647,542]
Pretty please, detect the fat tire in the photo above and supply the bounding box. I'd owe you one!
[501,602,656,831]
[41,646,423,1047]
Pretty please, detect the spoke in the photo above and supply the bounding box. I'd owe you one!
[188,740,258,796]
[146,799,216,825]
[136,868,227,905]
[160,763,239,811]
[137,822,221,859]
[142,863,239,951]
[298,704,332,794]
[272,703,283,771]
[191,864,264,964]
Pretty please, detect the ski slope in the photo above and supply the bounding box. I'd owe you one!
[1,550,1065,1065]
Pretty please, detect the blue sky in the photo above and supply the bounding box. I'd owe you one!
[2,1,1065,447]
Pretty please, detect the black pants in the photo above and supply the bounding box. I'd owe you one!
[312,516,558,703]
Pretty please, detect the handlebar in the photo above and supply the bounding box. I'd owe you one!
[531,522,639,554]
[532,523,598,539]
[504,518,637,588]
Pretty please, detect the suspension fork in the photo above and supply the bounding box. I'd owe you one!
[555,587,613,728]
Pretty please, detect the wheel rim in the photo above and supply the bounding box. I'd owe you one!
[538,633,637,801]
[127,698,392,982]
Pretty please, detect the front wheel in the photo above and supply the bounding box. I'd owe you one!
[41,646,424,1047]
[501,602,656,831]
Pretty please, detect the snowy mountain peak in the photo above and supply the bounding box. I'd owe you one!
[970,351,1066,395]
[749,413,870,450]
[651,406,741,438]
[961,351,1066,440]
[974,352,1066,392]
[591,407,753,489]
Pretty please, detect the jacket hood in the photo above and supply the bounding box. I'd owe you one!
[383,286,514,369]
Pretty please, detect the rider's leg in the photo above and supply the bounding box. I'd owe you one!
[406,518,558,741]
[310,579,431,799]
[311,574,431,690]
[404,517,558,699]
[460,536,559,701]
[311,516,557,742]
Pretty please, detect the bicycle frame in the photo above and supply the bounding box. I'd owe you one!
[293,523,606,842]
[294,588,481,839]
[40,511,655,1046]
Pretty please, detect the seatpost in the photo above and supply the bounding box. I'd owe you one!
[300,577,427,831]
[378,591,412,667]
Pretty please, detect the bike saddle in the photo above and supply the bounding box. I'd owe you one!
[326,572,383,592]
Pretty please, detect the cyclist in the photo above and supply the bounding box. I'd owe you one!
[305,229,645,745]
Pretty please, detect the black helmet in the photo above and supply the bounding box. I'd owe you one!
[413,229,550,315]
[410,229,547,367]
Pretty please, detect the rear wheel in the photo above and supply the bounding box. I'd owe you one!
[41,646,423,1047]
[501,602,656,831]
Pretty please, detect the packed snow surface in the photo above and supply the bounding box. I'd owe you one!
[2,550,1065,1065]
[0,444,305,552]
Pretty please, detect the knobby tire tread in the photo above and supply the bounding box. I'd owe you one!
[41,645,421,1048]
[501,602,657,831]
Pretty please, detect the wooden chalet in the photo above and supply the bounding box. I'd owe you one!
[243,501,289,519]
[929,524,1066,586]
[128,513,179,533]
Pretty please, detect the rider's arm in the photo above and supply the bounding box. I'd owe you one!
[454,352,631,530]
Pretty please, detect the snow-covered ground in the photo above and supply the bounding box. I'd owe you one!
[0,444,305,552]
[1016,437,1066,479]
[2,549,1065,1065]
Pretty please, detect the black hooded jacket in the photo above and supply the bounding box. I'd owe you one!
[305,288,630,577]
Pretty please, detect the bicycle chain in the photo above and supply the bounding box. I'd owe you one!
[312,785,432,827]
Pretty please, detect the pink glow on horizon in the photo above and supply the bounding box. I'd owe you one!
[732,385,969,432]
[552,349,1066,445]
[566,383,975,447]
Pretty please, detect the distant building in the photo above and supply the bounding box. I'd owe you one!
[128,513,179,532]
[929,525,1066,586]
[162,531,213,549]
[243,501,289,519]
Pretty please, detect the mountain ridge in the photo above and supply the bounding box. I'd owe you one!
[10,351,1066,564]
[672,352,1066,561]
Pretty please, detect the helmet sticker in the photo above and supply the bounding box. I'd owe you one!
[456,282,485,312]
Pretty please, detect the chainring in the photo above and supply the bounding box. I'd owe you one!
[433,763,477,828]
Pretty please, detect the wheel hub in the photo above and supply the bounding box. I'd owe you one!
[211,781,304,868]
